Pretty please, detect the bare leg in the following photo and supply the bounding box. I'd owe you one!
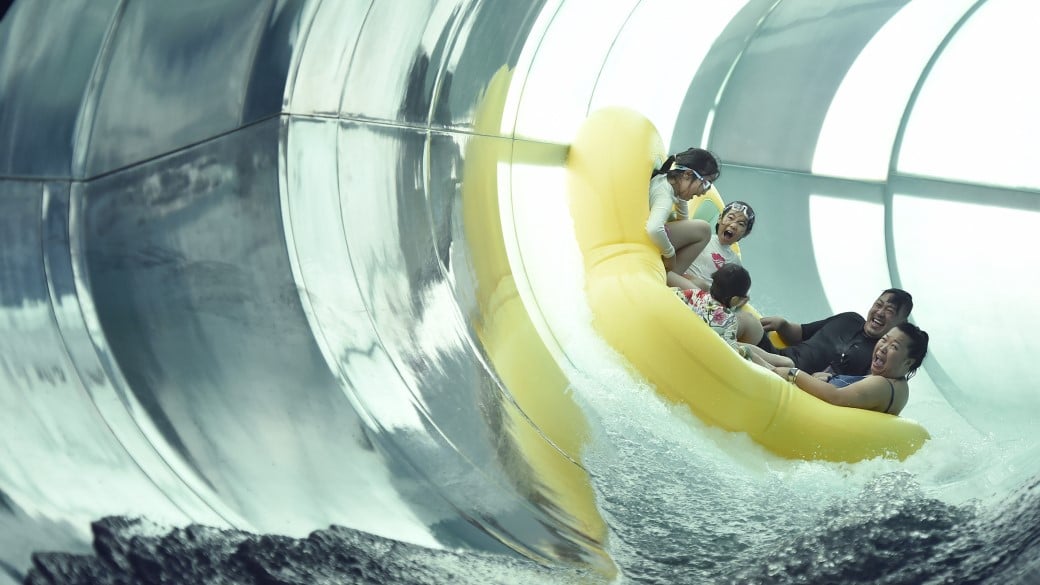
[666,219,711,275]
[735,310,764,344]
[667,271,698,289]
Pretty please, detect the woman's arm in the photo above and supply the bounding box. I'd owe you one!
[748,345,793,368]
[774,367,890,412]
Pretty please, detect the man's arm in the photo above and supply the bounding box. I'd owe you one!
[760,316,803,345]
[765,312,854,347]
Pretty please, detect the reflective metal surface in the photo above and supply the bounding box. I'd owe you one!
[3,0,1040,583]
[82,1,276,176]
[0,0,119,177]
[0,0,611,580]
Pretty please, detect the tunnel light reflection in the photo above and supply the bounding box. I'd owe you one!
[813,0,977,181]
[808,195,890,313]
[891,195,1040,411]
[500,162,585,365]
[509,1,638,142]
[899,0,1040,190]
[510,0,748,146]
[590,0,748,148]
[289,1,367,115]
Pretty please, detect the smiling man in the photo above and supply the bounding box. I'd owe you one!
[754,289,914,376]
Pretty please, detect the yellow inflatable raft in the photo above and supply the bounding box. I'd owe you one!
[566,107,929,463]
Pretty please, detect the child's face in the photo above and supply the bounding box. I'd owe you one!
[717,209,750,245]
[674,171,709,200]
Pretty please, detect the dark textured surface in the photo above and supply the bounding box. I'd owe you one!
[24,517,597,585]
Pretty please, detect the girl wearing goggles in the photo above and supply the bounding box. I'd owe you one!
[647,148,720,287]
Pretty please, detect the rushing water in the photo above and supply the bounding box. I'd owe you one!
[22,388,1040,585]
[21,291,1040,585]
[25,215,1040,585]
[572,371,1040,584]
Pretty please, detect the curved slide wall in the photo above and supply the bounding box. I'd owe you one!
[2,0,1039,581]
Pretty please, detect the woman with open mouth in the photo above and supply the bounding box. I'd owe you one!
[773,322,930,416]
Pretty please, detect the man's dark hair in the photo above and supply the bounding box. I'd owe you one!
[882,288,913,316]
[710,264,750,306]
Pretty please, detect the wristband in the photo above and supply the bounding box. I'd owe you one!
[786,368,800,383]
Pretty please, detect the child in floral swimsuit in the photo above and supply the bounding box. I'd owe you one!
[673,264,793,370]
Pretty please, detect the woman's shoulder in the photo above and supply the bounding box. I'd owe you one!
[869,374,908,385]
[862,374,898,384]
[861,374,910,395]
[846,374,893,391]
[857,375,908,414]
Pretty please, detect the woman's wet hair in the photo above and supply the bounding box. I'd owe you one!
[717,200,756,236]
[894,322,929,379]
[651,147,720,180]
[709,264,750,306]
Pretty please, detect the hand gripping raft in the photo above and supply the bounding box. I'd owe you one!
[566,107,929,463]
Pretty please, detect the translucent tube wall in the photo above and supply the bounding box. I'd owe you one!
[1,0,1038,581]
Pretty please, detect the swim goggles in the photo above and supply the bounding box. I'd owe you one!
[672,164,712,191]
[724,202,753,218]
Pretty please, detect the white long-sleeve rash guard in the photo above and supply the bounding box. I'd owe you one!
[645,174,689,258]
